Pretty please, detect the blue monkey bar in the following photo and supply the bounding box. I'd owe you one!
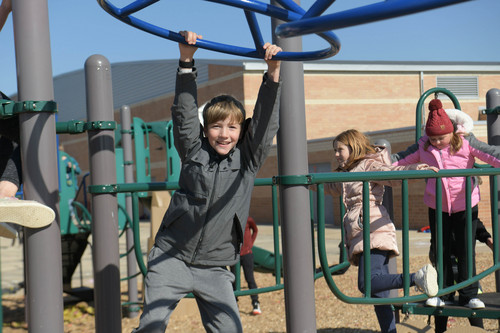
[97,0,475,61]
[97,0,341,61]
[275,0,473,38]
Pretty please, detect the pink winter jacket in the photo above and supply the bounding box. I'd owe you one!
[325,147,430,266]
[393,133,500,214]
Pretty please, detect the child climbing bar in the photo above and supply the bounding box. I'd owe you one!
[324,129,439,333]
[393,98,500,332]
[132,30,282,332]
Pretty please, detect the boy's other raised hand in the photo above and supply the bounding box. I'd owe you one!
[179,30,202,62]
[0,0,12,31]
[263,43,282,82]
[1,0,11,11]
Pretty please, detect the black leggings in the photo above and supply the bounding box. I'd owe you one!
[230,253,259,304]
[0,111,22,188]
[429,206,483,332]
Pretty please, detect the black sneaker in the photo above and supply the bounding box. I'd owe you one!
[252,301,262,315]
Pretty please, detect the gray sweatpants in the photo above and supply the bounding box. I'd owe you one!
[132,246,242,333]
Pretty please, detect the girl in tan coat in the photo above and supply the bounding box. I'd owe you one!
[324,129,438,333]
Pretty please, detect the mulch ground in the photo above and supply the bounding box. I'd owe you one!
[1,252,499,332]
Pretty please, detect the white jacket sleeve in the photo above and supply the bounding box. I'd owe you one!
[445,108,473,134]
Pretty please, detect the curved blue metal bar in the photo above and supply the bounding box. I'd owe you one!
[292,0,336,19]
[276,0,473,38]
[120,0,159,16]
[97,0,341,61]
[245,10,266,57]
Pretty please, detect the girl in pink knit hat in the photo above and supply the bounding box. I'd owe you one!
[393,98,500,332]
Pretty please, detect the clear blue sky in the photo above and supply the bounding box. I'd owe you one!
[1,0,499,97]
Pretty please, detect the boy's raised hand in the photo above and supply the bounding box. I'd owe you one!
[179,30,202,62]
[0,0,12,31]
[263,43,282,83]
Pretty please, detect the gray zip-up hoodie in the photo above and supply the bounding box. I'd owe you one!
[155,68,281,266]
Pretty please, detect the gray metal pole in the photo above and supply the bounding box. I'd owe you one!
[485,88,500,291]
[272,2,317,331]
[120,105,139,318]
[85,55,122,333]
[11,0,64,332]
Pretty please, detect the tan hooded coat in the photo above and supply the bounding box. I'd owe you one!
[325,146,429,266]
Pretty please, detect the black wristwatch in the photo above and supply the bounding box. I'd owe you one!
[179,59,195,68]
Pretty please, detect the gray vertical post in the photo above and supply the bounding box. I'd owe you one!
[85,55,122,333]
[11,0,64,332]
[272,2,317,331]
[486,88,500,290]
[120,105,139,318]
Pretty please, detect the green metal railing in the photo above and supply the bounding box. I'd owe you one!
[88,167,500,308]
[89,179,285,298]
[311,168,500,306]
[124,180,286,297]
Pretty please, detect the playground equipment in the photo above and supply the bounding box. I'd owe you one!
[4,0,497,332]
[98,0,474,61]
[115,117,181,189]
[57,149,93,300]
[94,0,500,331]
[97,0,341,61]
[252,245,283,274]
[274,0,474,38]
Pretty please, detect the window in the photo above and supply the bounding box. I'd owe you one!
[436,76,478,100]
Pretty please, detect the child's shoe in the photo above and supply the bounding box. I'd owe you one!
[414,264,438,297]
[425,297,445,307]
[252,301,262,315]
[465,298,485,309]
[0,198,55,228]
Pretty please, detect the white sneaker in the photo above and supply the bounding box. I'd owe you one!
[425,297,445,307]
[414,264,438,297]
[465,298,485,309]
[0,198,55,229]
